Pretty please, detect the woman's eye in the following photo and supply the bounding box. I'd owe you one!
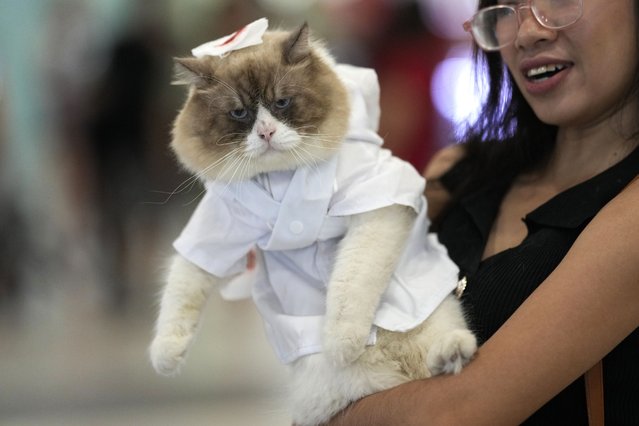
[274,98,291,109]
[229,108,248,120]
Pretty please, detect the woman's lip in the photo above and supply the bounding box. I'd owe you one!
[519,59,573,95]
[522,66,571,95]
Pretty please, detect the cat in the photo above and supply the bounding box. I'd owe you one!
[150,20,477,426]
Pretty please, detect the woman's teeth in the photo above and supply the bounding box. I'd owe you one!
[526,64,566,80]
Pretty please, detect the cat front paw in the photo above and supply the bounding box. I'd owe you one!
[323,322,369,367]
[149,334,191,376]
[426,329,477,376]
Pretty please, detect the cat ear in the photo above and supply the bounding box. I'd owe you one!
[283,22,311,64]
[172,57,214,88]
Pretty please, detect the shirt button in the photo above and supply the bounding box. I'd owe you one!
[289,220,304,234]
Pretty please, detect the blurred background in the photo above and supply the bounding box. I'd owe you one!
[0,0,481,424]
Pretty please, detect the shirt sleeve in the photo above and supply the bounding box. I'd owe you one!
[173,183,267,278]
[329,142,426,217]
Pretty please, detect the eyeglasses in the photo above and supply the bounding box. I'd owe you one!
[463,0,583,51]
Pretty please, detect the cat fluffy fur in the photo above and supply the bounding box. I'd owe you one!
[150,23,476,425]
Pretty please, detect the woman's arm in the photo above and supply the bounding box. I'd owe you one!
[422,144,466,221]
[329,177,639,425]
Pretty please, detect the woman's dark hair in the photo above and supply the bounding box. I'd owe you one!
[448,0,639,199]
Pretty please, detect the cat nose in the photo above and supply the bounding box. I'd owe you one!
[257,122,276,143]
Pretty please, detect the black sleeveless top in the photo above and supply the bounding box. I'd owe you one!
[436,145,639,425]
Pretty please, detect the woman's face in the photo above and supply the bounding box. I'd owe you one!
[499,0,638,130]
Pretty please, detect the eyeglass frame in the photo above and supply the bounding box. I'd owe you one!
[463,0,584,51]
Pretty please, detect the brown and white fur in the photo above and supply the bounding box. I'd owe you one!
[150,23,476,426]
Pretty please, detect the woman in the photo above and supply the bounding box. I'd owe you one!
[329,0,639,424]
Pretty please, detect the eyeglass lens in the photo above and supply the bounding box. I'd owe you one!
[471,0,582,50]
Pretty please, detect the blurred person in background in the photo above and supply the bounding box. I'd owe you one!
[320,0,451,172]
[0,88,27,312]
[82,5,173,310]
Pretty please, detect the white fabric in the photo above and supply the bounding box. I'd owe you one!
[192,18,269,58]
[173,65,459,363]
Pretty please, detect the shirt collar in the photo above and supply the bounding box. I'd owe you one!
[448,144,639,276]
[460,183,509,242]
[524,144,639,231]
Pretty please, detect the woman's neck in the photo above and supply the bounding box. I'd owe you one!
[536,112,639,190]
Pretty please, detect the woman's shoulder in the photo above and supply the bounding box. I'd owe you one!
[423,143,467,182]
[422,143,467,221]
[594,174,639,227]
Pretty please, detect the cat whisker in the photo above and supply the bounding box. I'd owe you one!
[205,94,241,112]
[232,149,251,180]
[297,137,341,150]
[201,153,242,201]
[173,147,243,206]
[298,134,341,142]
[275,66,296,88]
[294,125,320,134]
[298,144,339,153]
[195,147,245,180]
[297,131,338,137]
[289,149,314,174]
[177,150,243,205]
[297,131,339,138]
[215,133,245,146]
[290,145,326,187]
[215,151,253,198]
[237,153,255,193]
[182,185,208,206]
[207,75,241,98]
[205,94,239,103]
[279,83,314,94]
[299,143,340,150]
[218,149,250,183]
[290,142,324,167]
[143,172,203,205]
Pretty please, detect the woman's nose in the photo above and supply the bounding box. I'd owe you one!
[515,7,558,50]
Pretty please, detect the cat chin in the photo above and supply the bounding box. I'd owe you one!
[211,157,301,182]
[252,147,335,174]
[196,148,335,182]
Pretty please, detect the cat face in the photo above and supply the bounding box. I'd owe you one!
[171,24,350,182]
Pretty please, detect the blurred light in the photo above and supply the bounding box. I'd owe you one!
[431,44,485,130]
[418,0,478,40]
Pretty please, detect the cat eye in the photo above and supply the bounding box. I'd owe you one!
[229,108,249,120]
[274,98,291,109]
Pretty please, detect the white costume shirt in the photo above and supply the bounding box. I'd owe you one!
[174,65,459,364]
